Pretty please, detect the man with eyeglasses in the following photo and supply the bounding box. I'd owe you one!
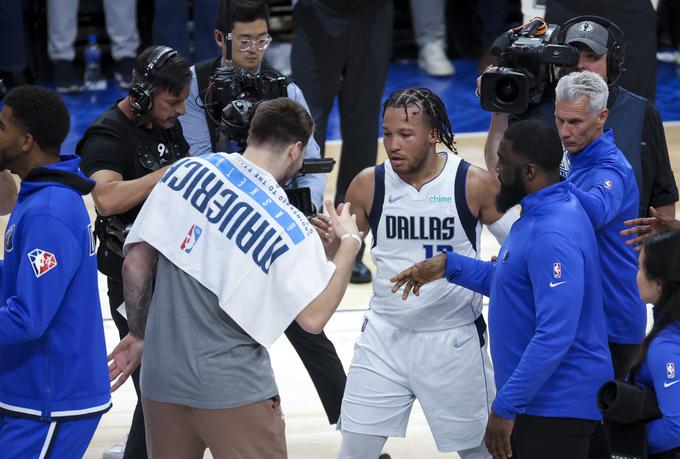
[179,0,348,428]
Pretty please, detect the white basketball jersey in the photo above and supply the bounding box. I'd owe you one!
[368,152,483,331]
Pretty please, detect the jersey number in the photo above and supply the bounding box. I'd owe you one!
[423,244,453,258]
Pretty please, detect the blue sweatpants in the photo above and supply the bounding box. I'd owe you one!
[0,414,101,458]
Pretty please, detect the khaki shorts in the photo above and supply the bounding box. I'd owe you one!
[142,395,287,459]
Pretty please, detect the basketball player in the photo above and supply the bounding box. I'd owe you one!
[313,87,518,458]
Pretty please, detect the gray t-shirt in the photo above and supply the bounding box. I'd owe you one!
[141,255,278,409]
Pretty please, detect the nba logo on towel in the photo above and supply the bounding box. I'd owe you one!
[553,262,561,279]
[667,362,676,379]
[180,224,203,253]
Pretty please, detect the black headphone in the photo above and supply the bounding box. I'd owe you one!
[560,15,626,85]
[128,46,178,116]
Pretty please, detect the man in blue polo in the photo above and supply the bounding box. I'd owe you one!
[391,119,613,459]
[555,70,645,378]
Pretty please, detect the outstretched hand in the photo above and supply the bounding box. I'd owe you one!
[620,207,680,251]
[108,334,144,392]
[390,252,447,300]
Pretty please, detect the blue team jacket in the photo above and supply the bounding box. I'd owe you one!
[636,321,680,455]
[0,156,111,420]
[566,129,646,344]
[445,181,613,420]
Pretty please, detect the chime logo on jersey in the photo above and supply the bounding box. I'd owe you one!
[553,262,562,278]
[4,224,14,252]
[180,224,203,253]
[27,249,58,278]
[667,362,676,379]
[604,179,612,190]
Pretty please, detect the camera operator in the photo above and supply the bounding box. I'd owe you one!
[180,0,347,426]
[107,98,361,459]
[180,0,325,212]
[482,16,678,220]
[76,46,192,459]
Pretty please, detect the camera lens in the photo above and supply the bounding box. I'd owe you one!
[495,77,519,103]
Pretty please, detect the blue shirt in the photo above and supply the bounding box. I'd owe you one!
[635,321,680,455]
[0,156,111,420]
[445,181,613,420]
[180,62,326,210]
[566,129,646,344]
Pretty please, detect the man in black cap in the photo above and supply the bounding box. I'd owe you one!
[483,16,677,223]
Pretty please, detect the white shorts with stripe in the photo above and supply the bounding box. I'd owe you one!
[338,309,495,453]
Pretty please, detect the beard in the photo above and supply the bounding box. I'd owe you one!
[495,168,526,213]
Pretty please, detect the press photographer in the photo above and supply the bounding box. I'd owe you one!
[179,0,348,428]
[481,15,677,221]
[181,0,327,218]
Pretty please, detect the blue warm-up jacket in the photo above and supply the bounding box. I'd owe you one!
[0,156,111,420]
[636,321,680,455]
[567,129,646,344]
[445,181,613,420]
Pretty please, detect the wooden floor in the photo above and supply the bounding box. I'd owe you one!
[1,127,679,458]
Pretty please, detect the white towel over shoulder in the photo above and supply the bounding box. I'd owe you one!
[125,153,335,347]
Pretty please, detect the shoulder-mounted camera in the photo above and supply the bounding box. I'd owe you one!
[480,18,580,114]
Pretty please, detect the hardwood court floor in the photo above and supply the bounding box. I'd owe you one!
[0,128,678,458]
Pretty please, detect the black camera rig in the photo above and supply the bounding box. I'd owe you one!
[204,65,288,151]
[480,18,580,114]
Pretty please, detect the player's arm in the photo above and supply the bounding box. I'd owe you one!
[0,216,80,345]
[492,232,584,420]
[391,250,496,300]
[108,240,158,391]
[466,164,519,244]
[484,113,508,175]
[621,207,680,250]
[311,167,373,258]
[89,168,169,217]
[568,167,626,229]
[0,170,17,215]
[296,202,362,334]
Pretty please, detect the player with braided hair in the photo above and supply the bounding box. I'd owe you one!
[312,87,519,458]
[383,87,456,154]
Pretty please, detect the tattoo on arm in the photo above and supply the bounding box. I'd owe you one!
[125,274,155,338]
[123,242,159,339]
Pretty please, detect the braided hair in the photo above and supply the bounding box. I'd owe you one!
[382,87,456,154]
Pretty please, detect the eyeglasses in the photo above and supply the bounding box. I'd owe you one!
[236,35,272,52]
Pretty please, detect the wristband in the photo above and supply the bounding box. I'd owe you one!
[341,233,362,245]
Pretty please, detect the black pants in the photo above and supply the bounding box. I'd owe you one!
[512,415,605,459]
[609,342,640,379]
[291,0,394,198]
[108,278,347,429]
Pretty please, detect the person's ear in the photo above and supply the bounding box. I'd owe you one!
[428,128,439,146]
[524,163,537,183]
[19,132,33,152]
[214,30,224,48]
[599,107,609,128]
